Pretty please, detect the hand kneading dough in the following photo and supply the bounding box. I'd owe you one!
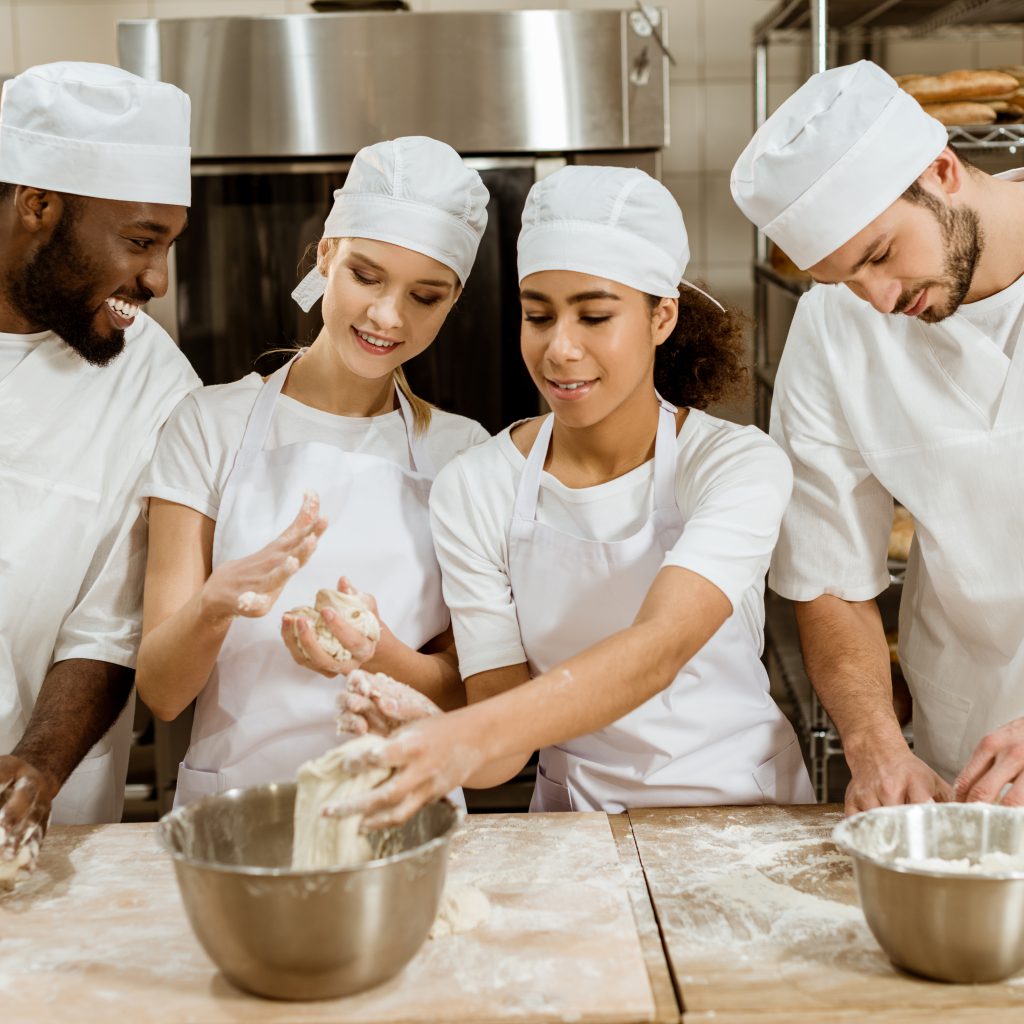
[429,884,491,938]
[291,736,391,870]
[289,588,381,665]
[0,824,38,891]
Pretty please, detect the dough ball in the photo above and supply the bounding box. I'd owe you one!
[429,884,491,938]
[287,588,380,665]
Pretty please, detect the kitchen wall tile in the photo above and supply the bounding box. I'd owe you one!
[703,173,751,265]
[702,0,774,80]
[703,78,750,172]
[882,37,978,77]
[976,33,1024,70]
[663,170,704,259]
[665,80,701,172]
[151,1,288,16]
[0,3,16,73]
[659,0,700,82]
[13,2,148,71]
[766,75,800,115]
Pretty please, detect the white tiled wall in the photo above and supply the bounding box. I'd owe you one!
[5,1,1023,422]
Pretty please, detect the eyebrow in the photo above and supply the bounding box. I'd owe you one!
[128,217,189,242]
[850,233,888,274]
[349,250,454,289]
[520,288,622,304]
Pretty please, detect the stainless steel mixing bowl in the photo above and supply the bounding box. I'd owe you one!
[156,782,459,1000]
[833,803,1024,983]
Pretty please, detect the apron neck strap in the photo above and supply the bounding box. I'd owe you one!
[511,414,555,522]
[239,351,301,454]
[653,395,679,512]
[394,385,436,479]
[512,396,678,522]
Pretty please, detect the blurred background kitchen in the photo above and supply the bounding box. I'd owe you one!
[4,0,1024,817]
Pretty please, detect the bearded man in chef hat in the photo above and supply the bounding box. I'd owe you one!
[731,60,1024,816]
[0,63,199,883]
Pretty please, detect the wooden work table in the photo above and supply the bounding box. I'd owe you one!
[2,806,1024,1022]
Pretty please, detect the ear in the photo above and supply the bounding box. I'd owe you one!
[920,148,965,198]
[13,187,63,235]
[652,296,678,347]
[316,237,334,275]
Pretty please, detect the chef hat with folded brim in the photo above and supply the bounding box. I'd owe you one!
[0,62,191,207]
[730,60,949,271]
[516,165,722,309]
[292,136,489,313]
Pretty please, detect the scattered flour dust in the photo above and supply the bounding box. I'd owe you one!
[894,851,1024,875]
[429,884,491,938]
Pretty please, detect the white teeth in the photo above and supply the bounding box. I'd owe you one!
[105,298,139,319]
[357,329,397,349]
[554,381,588,390]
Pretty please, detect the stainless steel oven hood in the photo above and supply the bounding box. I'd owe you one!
[118,10,669,159]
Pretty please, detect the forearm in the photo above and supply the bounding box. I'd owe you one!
[463,618,695,788]
[794,595,905,767]
[12,660,134,796]
[363,627,465,712]
[136,592,231,721]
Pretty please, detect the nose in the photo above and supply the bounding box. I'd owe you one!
[139,250,170,300]
[856,274,902,315]
[546,318,583,363]
[367,291,403,332]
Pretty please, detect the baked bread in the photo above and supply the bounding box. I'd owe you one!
[921,101,997,126]
[996,65,1024,86]
[902,70,1018,103]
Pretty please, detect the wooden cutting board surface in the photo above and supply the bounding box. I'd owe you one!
[629,805,1024,1022]
[0,813,655,1024]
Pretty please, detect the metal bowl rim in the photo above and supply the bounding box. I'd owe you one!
[154,790,463,878]
[833,804,1024,881]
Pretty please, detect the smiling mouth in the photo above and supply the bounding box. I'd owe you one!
[104,296,142,328]
[901,290,928,317]
[353,326,401,352]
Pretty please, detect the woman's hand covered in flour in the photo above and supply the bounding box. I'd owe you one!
[323,714,482,829]
[281,577,379,677]
[200,491,327,623]
[337,669,441,736]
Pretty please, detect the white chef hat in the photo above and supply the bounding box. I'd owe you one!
[0,62,191,207]
[517,165,721,307]
[292,136,489,312]
[730,60,948,270]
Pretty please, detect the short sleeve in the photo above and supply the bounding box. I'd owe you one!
[140,392,224,520]
[768,291,893,602]
[429,449,528,679]
[662,429,793,611]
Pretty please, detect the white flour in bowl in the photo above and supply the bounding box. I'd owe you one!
[893,851,1024,875]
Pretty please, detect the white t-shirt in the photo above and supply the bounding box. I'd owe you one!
[142,372,489,520]
[0,330,47,382]
[429,409,794,680]
[957,266,1024,359]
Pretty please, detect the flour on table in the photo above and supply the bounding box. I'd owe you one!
[429,883,491,938]
[288,588,381,664]
[291,736,390,870]
[894,851,1024,875]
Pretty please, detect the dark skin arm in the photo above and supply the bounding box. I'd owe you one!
[0,659,133,866]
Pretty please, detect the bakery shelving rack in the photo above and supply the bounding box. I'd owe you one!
[751,0,1024,800]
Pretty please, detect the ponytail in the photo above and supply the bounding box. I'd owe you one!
[394,365,434,434]
[650,282,750,410]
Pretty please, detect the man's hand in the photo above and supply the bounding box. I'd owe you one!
[0,756,57,880]
[337,669,441,736]
[956,718,1024,805]
[844,739,953,815]
[201,491,326,622]
[281,577,378,678]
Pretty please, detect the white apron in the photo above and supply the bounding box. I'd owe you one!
[882,314,1024,780]
[175,355,451,806]
[509,398,814,812]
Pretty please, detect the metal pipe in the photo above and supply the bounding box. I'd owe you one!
[809,0,828,74]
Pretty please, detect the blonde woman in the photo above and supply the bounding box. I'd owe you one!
[136,137,489,805]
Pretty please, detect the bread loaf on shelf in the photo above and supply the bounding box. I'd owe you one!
[902,69,1018,103]
[922,101,998,126]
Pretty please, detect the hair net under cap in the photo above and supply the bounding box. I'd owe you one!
[517,165,690,299]
[0,62,191,206]
[292,136,489,312]
[730,60,948,270]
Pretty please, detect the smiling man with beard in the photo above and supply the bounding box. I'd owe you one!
[0,62,200,881]
[731,60,1024,816]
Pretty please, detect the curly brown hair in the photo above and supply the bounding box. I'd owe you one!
[647,282,750,409]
